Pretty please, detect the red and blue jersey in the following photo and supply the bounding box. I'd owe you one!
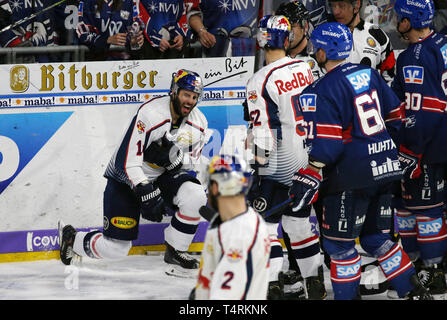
[299,62,403,192]
[391,31,447,164]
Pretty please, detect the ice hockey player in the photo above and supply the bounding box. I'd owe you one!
[391,0,447,295]
[327,0,396,83]
[191,154,270,300]
[273,0,327,289]
[293,21,432,300]
[59,69,209,277]
[275,1,324,80]
[245,14,326,300]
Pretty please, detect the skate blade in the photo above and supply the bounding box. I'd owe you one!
[164,264,198,279]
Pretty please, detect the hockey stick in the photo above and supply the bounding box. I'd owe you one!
[0,0,67,34]
[198,197,293,222]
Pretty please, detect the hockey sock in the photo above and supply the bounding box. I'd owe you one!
[330,250,361,300]
[396,209,419,260]
[416,211,447,265]
[377,242,415,297]
[164,210,200,252]
[269,238,284,282]
[74,231,132,259]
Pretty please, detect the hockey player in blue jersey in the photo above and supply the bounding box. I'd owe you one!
[292,22,433,300]
[391,0,447,295]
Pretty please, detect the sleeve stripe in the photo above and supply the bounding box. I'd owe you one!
[316,123,342,139]
[422,96,447,113]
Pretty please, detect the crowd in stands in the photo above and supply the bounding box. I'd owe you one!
[0,0,445,63]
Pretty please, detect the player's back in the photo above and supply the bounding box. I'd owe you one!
[300,62,402,192]
[196,207,270,300]
[246,56,313,186]
[393,31,447,164]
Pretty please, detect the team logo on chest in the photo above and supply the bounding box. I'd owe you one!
[403,66,424,84]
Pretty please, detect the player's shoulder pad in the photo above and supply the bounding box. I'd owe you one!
[188,106,208,130]
[138,95,171,126]
[366,23,389,46]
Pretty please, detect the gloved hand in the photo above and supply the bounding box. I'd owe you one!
[398,145,422,179]
[289,167,322,212]
[144,134,184,173]
[133,181,165,222]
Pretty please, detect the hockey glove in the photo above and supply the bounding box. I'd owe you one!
[133,181,165,222]
[289,168,322,212]
[398,145,422,179]
[144,134,184,173]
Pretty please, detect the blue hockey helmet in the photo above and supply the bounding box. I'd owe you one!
[394,0,434,29]
[170,69,204,100]
[257,14,294,50]
[207,154,252,196]
[308,22,352,60]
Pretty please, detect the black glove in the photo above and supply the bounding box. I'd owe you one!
[144,134,184,173]
[133,181,165,222]
[289,168,322,213]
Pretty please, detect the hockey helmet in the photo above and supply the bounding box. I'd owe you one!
[394,0,434,29]
[207,154,252,196]
[275,1,310,29]
[170,69,204,100]
[256,14,294,49]
[308,22,352,60]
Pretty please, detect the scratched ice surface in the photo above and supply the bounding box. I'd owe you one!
[0,249,404,300]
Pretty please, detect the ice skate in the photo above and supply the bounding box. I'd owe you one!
[58,220,81,266]
[164,242,199,278]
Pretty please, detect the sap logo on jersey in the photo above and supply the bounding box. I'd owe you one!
[418,218,443,236]
[274,69,313,95]
[347,69,371,94]
[299,94,317,112]
[441,44,447,68]
[403,66,424,84]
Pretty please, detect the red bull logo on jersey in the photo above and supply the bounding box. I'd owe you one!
[403,66,424,84]
[248,90,257,102]
[274,69,313,95]
[136,120,145,134]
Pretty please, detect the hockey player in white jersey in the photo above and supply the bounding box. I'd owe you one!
[276,1,324,80]
[58,69,209,277]
[327,0,396,83]
[192,154,270,300]
[245,14,326,300]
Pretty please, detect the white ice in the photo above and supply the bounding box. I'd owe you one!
[0,249,397,300]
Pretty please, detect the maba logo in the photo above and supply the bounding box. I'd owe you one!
[403,66,424,84]
[10,65,29,93]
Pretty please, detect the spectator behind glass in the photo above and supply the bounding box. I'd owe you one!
[0,0,57,63]
[76,0,144,61]
[185,0,259,57]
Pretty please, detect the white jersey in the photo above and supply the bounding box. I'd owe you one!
[105,95,209,187]
[245,56,312,186]
[195,207,270,300]
[348,20,396,83]
[291,53,325,80]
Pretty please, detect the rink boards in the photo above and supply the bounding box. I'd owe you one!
[0,57,266,262]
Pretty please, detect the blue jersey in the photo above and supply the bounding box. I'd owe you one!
[185,0,259,38]
[137,0,188,48]
[77,0,135,58]
[299,62,403,192]
[391,31,447,164]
